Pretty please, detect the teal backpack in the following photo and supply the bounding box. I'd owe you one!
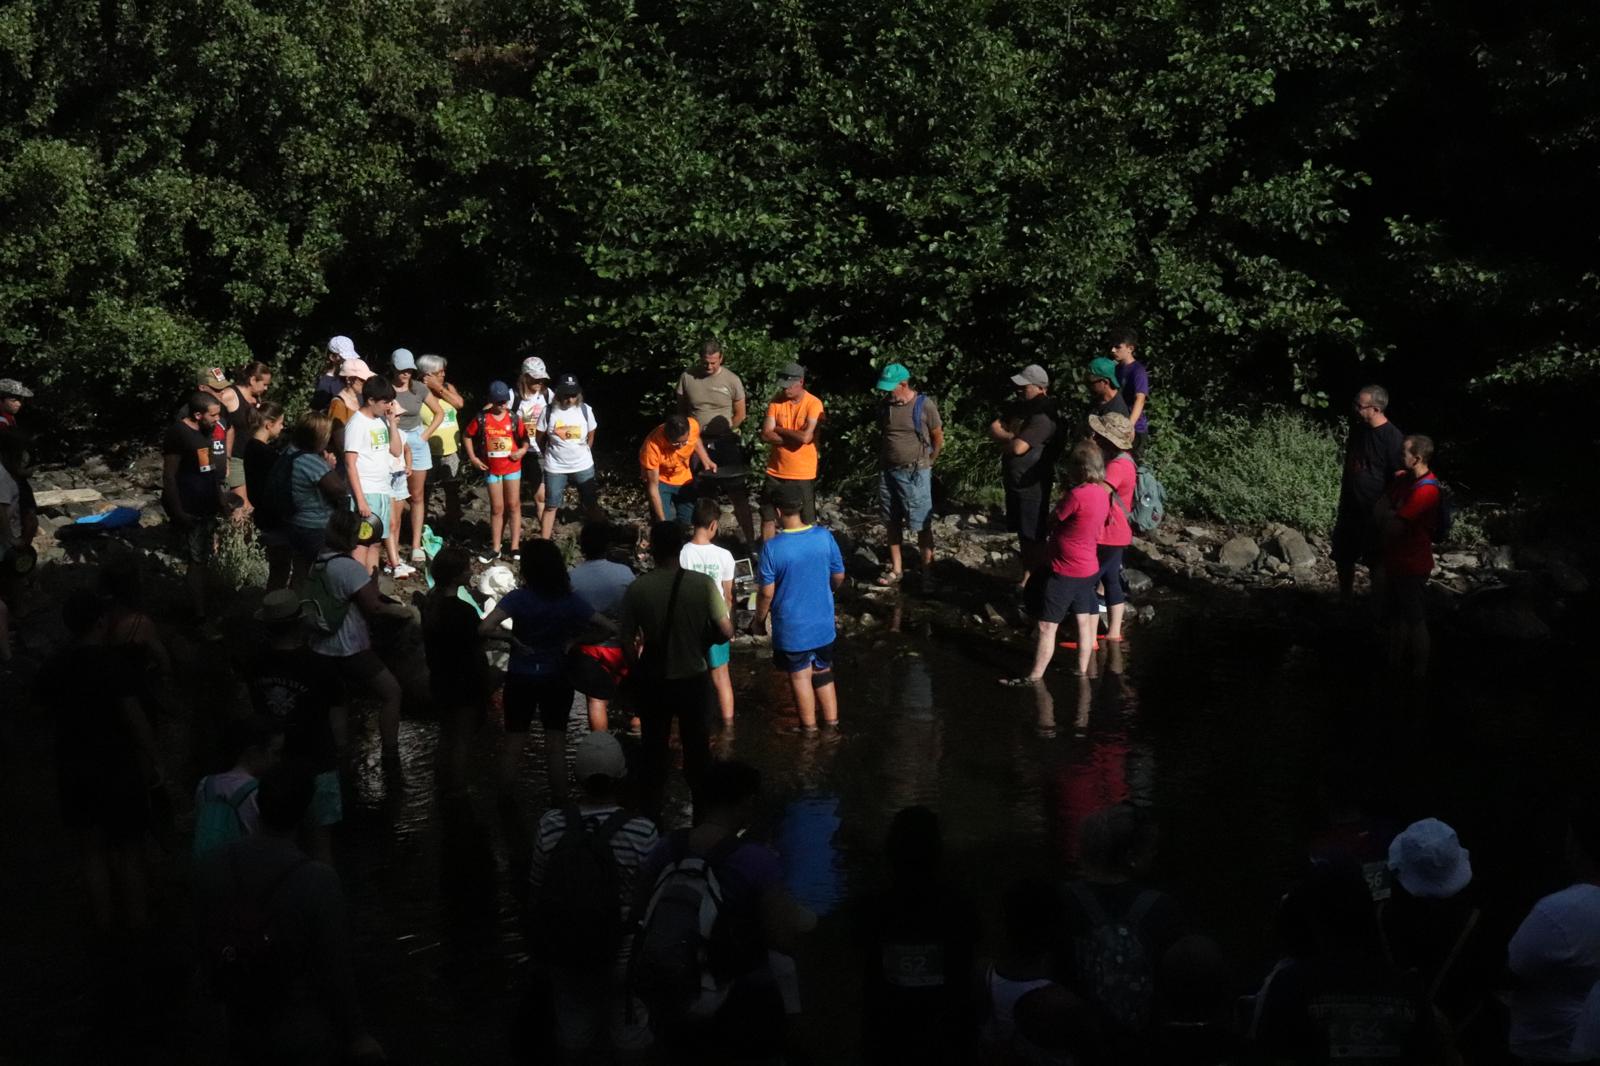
[193,776,260,860]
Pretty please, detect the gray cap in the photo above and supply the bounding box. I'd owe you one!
[390,348,417,372]
[1010,364,1049,388]
[776,362,807,386]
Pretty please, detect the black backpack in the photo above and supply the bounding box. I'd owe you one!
[529,807,635,971]
[205,852,312,1013]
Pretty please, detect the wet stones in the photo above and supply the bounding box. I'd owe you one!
[1484,544,1516,571]
[1217,535,1261,570]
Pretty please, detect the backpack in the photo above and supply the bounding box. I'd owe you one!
[262,445,300,527]
[630,830,746,1020]
[302,556,354,636]
[882,394,934,458]
[1414,476,1454,543]
[205,851,312,1012]
[1129,464,1167,534]
[1067,883,1160,1033]
[529,807,634,971]
[193,776,260,860]
[472,408,526,458]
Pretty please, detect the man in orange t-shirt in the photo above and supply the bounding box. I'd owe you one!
[759,362,825,540]
[640,413,716,526]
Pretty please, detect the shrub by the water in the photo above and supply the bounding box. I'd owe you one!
[1148,410,1342,536]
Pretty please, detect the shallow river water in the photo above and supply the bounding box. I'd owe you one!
[1,576,1594,1064]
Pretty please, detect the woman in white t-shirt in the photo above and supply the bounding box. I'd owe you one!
[679,498,738,723]
[537,373,599,540]
[516,356,552,528]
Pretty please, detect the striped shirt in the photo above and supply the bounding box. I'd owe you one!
[528,804,660,929]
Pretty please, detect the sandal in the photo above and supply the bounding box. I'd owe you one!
[1056,641,1101,650]
[999,676,1043,687]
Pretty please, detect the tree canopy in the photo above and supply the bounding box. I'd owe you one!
[2,0,1593,450]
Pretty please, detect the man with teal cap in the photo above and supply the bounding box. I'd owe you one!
[1085,356,1130,435]
[875,362,943,586]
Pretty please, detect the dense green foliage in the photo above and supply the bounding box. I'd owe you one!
[1148,409,1340,535]
[2,1,1593,481]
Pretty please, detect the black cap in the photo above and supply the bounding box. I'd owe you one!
[555,373,581,397]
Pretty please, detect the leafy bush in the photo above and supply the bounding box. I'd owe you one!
[211,518,268,591]
[1147,409,1342,535]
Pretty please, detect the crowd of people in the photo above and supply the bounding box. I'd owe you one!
[0,325,1590,1066]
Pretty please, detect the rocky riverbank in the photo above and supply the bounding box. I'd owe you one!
[15,449,1588,649]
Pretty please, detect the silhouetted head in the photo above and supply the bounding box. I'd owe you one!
[698,761,761,827]
[1002,876,1063,955]
[430,545,472,591]
[228,715,285,775]
[1290,857,1382,957]
[1158,933,1235,1025]
[256,763,316,835]
[578,520,613,561]
[519,539,571,598]
[885,806,942,880]
[648,520,685,566]
[1079,803,1154,881]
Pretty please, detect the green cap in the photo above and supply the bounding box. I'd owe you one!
[875,362,910,391]
[1089,357,1120,385]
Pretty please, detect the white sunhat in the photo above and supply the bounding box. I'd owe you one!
[1388,818,1472,899]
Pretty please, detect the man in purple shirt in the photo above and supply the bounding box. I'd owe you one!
[1109,326,1151,458]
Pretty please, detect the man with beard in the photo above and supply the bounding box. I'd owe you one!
[989,364,1063,590]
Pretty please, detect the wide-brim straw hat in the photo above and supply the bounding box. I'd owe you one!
[1089,411,1136,451]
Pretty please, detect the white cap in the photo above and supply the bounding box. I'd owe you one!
[1388,818,1472,899]
[520,356,549,380]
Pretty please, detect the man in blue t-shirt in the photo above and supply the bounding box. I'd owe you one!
[752,482,845,732]
[1108,326,1150,458]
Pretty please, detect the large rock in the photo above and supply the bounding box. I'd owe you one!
[1272,529,1318,570]
[1217,535,1260,570]
[1123,568,1154,595]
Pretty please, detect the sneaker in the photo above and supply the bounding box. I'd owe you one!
[390,562,418,579]
[509,550,521,562]
[478,551,500,565]
[410,548,427,564]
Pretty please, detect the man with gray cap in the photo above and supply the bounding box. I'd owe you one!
[759,361,824,542]
[0,378,32,432]
[988,364,1061,588]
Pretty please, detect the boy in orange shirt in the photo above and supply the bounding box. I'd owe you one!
[639,413,716,526]
[759,362,824,541]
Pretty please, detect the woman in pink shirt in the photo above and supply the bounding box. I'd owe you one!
[1005,442,1112,684]
[1090,412,1138,642]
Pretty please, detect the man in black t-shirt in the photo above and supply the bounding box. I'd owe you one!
[162,391,228,621]
[243,590,342,861]
[989,364,1063,588]
[1332,385,1405,605]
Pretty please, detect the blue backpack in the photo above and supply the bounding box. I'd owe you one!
[1414,476,1454,543]
[1130,464,1167,534]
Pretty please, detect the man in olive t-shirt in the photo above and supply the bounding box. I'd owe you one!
[875,363,943,584]
[677,338,756,545]
[618,520,734,818]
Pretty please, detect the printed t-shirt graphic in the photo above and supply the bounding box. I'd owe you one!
[766,390,825,480]
[463,410,525,477]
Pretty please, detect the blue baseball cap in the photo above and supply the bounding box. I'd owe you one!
[487,380,512,404]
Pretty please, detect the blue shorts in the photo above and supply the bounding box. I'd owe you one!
[708,641,731,670]
[879,466,934,531]
[310,770,343,827]
[775,643,833,674]
[546,465,597,501]
[404,427,433,472]
[359,493,391,538]
[485,470,522,485]
[1030,573,1098,625]
[657,481,696,526]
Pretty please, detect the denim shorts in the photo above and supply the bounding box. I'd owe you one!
[879,466,934,531]
[404,426,433,471]
[657,481,696,526]
[545,465,597,501]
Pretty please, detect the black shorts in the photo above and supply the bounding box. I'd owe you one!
[1096,545,1127,607]
[1386,574,1428,623]
[759,477,816,523]
[1330,500,1378,567]
[504,674,576,733]
[1006,483,1052,543]
[1027,572,1098,624]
